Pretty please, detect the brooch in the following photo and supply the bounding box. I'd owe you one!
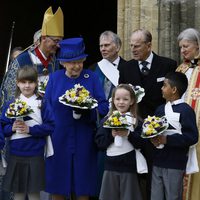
[84,74,89,78]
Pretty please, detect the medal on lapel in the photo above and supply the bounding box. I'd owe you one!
[43,68,49,75]
[35,47,51,75]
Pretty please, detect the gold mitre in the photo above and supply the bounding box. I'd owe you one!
[41,6,64,37]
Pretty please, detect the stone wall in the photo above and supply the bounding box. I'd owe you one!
[118,0,200,64]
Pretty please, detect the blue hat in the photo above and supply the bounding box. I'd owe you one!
[57,37,88,62]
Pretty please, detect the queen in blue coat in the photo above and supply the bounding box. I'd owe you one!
[44,38,109,200]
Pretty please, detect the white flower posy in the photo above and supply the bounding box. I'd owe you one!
[59,84,98,109]
[6,99,33,118]
[128,84,145,103]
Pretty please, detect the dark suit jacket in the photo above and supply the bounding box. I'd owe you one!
[118,52,177,119]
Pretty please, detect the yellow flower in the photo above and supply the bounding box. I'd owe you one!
[104,111,129,128]
[113,117,122,126]
[6,99,33,118]
[60,84,98,109]
[142,115,168,137]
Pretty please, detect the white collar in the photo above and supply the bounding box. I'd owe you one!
[20,94,37,101]
[170,99,184,105]
[112,56,120,67]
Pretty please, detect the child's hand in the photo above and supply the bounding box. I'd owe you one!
[112,129,129,137]
[12,120,23,132]
[150,135,167,147]
[12,120,29,134]
[150,137,160,147]
[19,123,30,134]
[157,135,167,145]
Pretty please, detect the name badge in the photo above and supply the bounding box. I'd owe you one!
[157,77,165,82]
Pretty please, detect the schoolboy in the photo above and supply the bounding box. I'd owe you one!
[150,72,199,200]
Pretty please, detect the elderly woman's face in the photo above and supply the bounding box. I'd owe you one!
[62,59,84,78]
[179,39,199,61]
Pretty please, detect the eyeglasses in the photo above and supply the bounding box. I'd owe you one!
[48,36,61,44]
[130,41,150,49]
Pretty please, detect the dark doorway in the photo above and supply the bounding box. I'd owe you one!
[0,0,117,81]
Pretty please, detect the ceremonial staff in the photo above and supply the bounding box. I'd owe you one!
[0,21,15,110]
[5,21,15,73]
[0,22,16,168]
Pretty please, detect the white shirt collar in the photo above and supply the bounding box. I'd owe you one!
[20,94,37,101]
[111,56,120,67]
[170,98,184,105]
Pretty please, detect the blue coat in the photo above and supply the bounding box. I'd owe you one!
[45,69,109,196]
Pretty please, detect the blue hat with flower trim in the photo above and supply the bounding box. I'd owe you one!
[57,37,88,62]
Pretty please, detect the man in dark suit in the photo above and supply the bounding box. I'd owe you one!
[118,29,177,200]
[90,30,126,100]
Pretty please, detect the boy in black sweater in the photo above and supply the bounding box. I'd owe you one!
[150,72,198,200]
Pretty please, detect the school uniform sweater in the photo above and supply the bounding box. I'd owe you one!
[95,118,145,172]
[1,95,54,157]
[152,102,198,170]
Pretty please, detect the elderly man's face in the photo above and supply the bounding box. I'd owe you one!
[99,36,120,62]
[130,32,151,61]
[41,36,62,56]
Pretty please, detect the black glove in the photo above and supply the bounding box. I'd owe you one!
[73,108,90,115]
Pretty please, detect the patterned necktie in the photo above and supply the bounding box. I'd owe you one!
[141,61,149,76]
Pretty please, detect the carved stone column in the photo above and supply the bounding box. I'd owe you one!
[117,0,159,60]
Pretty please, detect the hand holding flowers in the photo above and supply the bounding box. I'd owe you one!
[150,134,167,147]
[6,99,33,118]
[111,129,129,147]
[103,110,131,129]
[141,115,168,149]
[6,99,33,134]
[12,119,29,134]
[103,111,133,146]
[141,115,168,138]
[59,84,98,119]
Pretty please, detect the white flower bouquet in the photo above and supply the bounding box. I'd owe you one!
[59,84,98,109]
[103,111,133,146]
[38,79,48,94]
[6,99,34,134]
[103,111,131,129]
[141,115,168,138]
[6,99,33,119]
[131,85,145,103]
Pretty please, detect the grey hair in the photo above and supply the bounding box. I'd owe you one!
[99,30,122,48]
[33,29,41,44]
[131,29,152,43]
[177,28,200,56]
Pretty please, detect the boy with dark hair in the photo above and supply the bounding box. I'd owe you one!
[150,71,199,200]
